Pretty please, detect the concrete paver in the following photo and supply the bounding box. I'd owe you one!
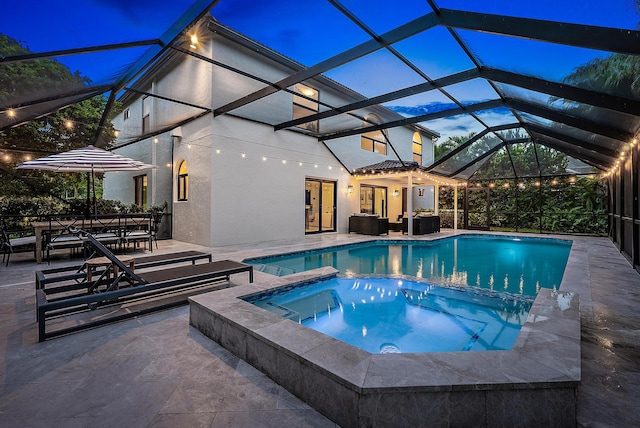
[0,232,638,427]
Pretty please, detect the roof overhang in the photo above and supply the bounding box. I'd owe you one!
[353,160,464,187]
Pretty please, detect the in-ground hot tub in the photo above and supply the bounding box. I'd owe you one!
[189,267,580,427]
[244,276,534,354]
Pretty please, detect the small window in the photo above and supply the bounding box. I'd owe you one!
[123,108,130,120]
[412,132,422,164]
[361,114,387,155]
[142,96,150,133]
[177,160,188,201]
[134,175,147,210]
[293,83,319,133]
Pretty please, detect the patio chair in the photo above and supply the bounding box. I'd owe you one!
[43,216,86,265]
[121,214,153,252]
[1,220,37,266]
[88,215,122,252]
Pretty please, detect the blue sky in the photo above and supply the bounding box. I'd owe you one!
[4,0,636,84]
[2,0,638,142]
[214,0,640,142]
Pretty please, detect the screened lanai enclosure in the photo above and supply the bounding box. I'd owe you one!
[1,0,639,270]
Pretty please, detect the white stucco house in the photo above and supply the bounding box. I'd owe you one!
[105,17,449,247]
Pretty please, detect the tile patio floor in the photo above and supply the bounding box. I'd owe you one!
[0,231,639,427]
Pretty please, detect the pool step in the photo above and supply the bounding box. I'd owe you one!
[253,264,297,276]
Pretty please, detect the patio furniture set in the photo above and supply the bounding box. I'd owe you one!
[348,214,389,235]
[348,214,440,236]
[1,213,156,265]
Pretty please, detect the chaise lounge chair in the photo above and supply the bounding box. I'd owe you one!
[36,228,253,341]
[36,250,215,291]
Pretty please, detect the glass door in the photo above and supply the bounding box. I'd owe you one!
[360,185,387,217]
[305,179,336,234]
[360,186,373,214]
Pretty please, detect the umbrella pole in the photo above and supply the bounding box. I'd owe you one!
[92,167,97,217]
[85,171,91,219]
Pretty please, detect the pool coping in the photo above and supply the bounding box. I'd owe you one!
[189,264,580,426]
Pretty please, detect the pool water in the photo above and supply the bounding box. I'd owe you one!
[245,277,532,353]
[246,235,572,296]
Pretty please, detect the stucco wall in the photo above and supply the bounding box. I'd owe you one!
[207,115,355,245]
[171,117,214,246]
[325,127,434,172]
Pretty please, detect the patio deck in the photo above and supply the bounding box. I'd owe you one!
[0,231,639,427]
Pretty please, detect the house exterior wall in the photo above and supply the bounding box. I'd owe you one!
[105,24,433,247]
[102,138,172,209]
[325,124,434,173]
[207,115,354,245]
[170,118,214,245]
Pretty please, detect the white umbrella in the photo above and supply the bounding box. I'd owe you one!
[17,145,155,216]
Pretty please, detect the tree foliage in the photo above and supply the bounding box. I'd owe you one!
[434,132,605,234]
[0,33,115,199]
[473,143,569,180]
[564,54,640,98]
[434,133,474,162]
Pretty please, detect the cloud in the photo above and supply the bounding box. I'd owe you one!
[387,102,516,141]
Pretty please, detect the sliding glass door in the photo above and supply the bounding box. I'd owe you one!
[305,179,336,234]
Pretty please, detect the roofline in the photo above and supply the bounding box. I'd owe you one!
[118,15,439,138]
[208,18,440,139]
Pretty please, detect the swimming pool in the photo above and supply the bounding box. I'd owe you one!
[244,276,532,353]
[246,235,572,296]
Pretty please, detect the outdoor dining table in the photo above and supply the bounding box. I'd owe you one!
[31,216,153,264]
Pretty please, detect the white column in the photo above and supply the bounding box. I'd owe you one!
[453,185,458,231]
[151,138,157,206]
[434,183,439,216]
[407,174,413,236]
[150,79,157,207]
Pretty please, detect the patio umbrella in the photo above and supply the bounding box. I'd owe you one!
[17,145,156,217]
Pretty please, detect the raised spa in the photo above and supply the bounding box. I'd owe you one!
[244,276,532,353]
[190,234,581,426]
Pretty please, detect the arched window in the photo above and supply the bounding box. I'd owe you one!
[360,114,387,155]
[177,160,188,201]
[412,132,422,164]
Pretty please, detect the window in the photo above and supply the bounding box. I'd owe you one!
[134,175,147,210]
[412,132,422,164]
[142,96,150,133]
[123,108,130,120]
[293,83,319,133]
[177,160,188,201]
[360,114,387,155]
[305,179,336,234]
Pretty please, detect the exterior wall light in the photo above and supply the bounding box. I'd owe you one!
[347,185,354,195]
[392,189,399,197]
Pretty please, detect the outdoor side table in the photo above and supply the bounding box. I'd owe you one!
[86,255,135,284]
